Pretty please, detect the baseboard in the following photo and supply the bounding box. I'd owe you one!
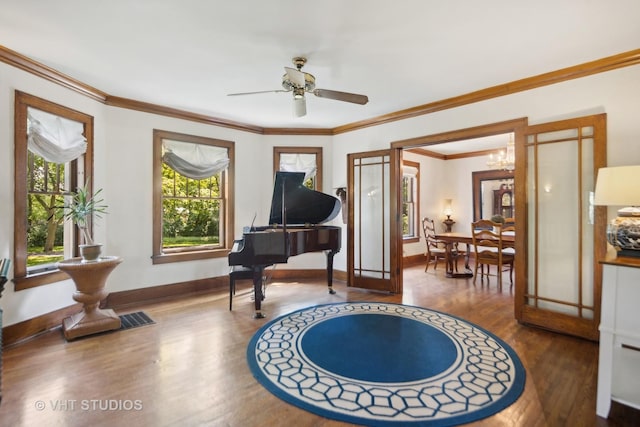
[404,254,426,267]
[2,303,82,348]
[104,276,228,309]
[2,269,347,348]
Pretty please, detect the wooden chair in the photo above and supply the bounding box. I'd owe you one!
[503,217,515,232]
[422,217,461,272]
[471,219,514,290]
[500,218,516,275]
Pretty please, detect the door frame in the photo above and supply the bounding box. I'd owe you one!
[390,115,606,340]
[390,117,528,299]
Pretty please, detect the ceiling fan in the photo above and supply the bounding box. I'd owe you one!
[227,57,369,117]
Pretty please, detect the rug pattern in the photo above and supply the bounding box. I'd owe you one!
[247,302,525,426]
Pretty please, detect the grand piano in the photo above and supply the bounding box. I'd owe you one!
[228,172,342,318]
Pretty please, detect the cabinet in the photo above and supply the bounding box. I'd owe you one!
[596,256,640,418]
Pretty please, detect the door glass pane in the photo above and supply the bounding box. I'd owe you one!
[536,140,580,315]
[526,146,536,295]
[353,155,389,279]
[382,158,390,274]
[581,136,595,319]
[526,125,597,320]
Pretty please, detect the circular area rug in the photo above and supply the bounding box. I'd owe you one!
[247,302,525,426]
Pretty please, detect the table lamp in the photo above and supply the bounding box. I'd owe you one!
[593,165,640,257]
[443,199,455,232]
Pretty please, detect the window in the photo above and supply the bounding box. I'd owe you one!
[402,161,420,241]
[152,129,234,264]
[14,91,94,290]
[273,147,323,191]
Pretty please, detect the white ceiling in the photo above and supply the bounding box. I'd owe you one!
[417,134,513,156]
[1,0,638,137]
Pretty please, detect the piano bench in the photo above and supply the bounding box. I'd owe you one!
[229,266,254,311]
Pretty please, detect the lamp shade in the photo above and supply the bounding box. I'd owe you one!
[594,166,640,207]
[443,199,453,216]
[593,165,640,257]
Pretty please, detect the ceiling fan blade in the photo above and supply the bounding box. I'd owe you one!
[293,97,306,117]
[312,89,369,105]
[284,67,306,87]
[227,89,289,96]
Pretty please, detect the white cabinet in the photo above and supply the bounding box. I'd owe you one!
[597,257,640,418]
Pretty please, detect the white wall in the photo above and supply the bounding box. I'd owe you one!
[401,151,490,258]
[2,59,640,327]
[0,61,109,327]
[103,107,267,293]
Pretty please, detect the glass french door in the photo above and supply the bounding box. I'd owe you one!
[516,114,607,341]
[347,149,399,293]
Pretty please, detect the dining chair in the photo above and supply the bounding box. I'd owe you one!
[501,218,516,276]
[503,217,515,232]
[471,219,514,290]
[423,217,446,271]
[423,217,461,272]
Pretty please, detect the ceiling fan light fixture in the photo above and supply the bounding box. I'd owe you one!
[293,96,306,117]
[293,87,305,99]
[282,71,315,93]
[229,56,368,117]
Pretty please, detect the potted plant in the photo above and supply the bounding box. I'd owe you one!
[491,214,505,224]
[55,180,108,262]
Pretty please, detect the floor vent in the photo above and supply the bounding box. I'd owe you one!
[119,311,155,330]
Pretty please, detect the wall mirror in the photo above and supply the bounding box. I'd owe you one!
[472,169,515,221]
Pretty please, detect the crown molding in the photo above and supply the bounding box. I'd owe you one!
[333,49,640,134]
[262,127,333,136]
[0,45,107,103]
[105,95,265,134]
[2,45,638,136]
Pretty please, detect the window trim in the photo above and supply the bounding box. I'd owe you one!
[273,146,323,191]
[151,129,235,264]
[402,160,420,243]
[13,91,94,290]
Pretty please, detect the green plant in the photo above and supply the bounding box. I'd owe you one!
[490,214,505,224]
[55,180,108,245]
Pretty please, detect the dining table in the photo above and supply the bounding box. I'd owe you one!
[434,231,515,278]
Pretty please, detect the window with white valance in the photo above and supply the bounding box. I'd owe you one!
[153,129,235,264]
[402,160,420,240]
[14,92,94,290]
[278,153,317,181]
[27,108,87,164]
[273,147,323,191]
[162,139,229,179]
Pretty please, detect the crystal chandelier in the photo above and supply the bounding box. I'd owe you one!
[487,135,515,171]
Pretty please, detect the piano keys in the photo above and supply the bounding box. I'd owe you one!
[228,172,342,318]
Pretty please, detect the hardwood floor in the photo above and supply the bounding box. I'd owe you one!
[1,263,638,427]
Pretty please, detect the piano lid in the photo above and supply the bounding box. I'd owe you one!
[268,172,341,225]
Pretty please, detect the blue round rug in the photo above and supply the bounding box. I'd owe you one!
[247,302,525,426]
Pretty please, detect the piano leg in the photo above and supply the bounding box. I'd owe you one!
[326,250,337,295]
[252,266,266,319]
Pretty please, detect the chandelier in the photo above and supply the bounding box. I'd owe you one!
[487,135,515,171]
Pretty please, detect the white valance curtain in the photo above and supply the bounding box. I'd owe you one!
[27,108,87,164]
[279,153,317,181]
[402,164,418,178]
[162,139,229,180]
